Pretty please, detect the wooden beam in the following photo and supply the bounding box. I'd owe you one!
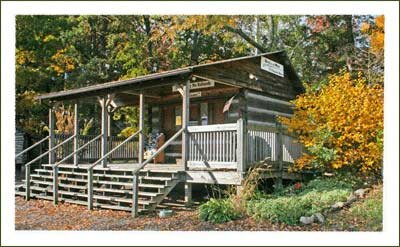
[48,108,55,164]
[73,103,79,166]
[182,80,190,170]
[138,93,144,165]
[100,98,108,167]
[121,91,161,99]
[192,74,241,88]
[53,166,58,205]
[132,174,138,217]
[25,165,30,200]
[87,169,93,209]
[236,118,247,182]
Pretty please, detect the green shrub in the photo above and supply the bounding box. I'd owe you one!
[247,178,352,225]
[198,199,241,223]
[301,177,353,193]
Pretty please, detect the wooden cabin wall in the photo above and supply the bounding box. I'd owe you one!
[194,54,301,101]
[244,89,294,128]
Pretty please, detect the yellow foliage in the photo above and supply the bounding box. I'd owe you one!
[279,72,383,174]
[361,15,384,54]
[50,46,77,75]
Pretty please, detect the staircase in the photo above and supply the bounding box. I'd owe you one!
[15,164,181,213]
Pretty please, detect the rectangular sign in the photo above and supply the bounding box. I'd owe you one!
[190,92,202,98]
[261,57,284,77]
[172,80,215,92]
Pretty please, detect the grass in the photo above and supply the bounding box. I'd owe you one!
[324,184,383,231]
[246,178,352,225]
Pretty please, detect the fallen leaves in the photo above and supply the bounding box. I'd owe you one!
[15,186,382,231]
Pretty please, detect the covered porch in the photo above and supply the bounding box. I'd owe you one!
[17,52,305,215]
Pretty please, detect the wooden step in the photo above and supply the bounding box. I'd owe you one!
[138,183,165,189]
[58,183,87,190]
[92,180,132,186]
[30,180,53,186]
[30,193,53,200]
[31,174,53,179]
[30,186,52,192]
[141,176,173,181]
[59,190,88,198]
[59,197,88,206]
[93,187,132,194]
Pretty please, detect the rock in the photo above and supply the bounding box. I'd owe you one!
[354,188,370,198]
[159,209,173,218]
[300,215,315,225]
[331,201,344,210]
[314,213,325,223]
[347,193,357,204]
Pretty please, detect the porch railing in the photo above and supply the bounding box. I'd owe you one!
[187,123,238,168]
[54,134,139,162]
[186,121,304,171]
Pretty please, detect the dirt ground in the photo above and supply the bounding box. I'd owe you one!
[15,196,313,231]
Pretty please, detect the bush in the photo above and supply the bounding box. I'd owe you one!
[247,178,352,225]
[198,198,241,224]
[279,72,383,177]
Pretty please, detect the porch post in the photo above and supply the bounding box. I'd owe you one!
[236,118,247,194]
[138,93,144,165]
[182,80,190,170]
[73,103,79,166]
[182,79,191,206]
[101,97,108,167]
[132,93,144,217]
[48,107,55,164]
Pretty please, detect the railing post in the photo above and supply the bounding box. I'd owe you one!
[100,98,108,167]
[25,165,30,200]
[87,168,93,209]
[138,93,144,165]
[49,108,55,164]
[53,166,58,204]
[237,118,247,182]
[73,103,79,166]
[132,174,138,217]
[182,80,191,206]
[182,80,190,170]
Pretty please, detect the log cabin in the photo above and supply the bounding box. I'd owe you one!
[15,50,305,216]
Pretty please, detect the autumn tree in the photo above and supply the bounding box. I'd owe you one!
[280,72,383,177]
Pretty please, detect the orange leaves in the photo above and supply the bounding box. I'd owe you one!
[361,15,384,54]
[280,72,383,175]
[50,46,78,75]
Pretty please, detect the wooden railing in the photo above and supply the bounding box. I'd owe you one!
[54,134,138,162]
[246,124,304,166]
[187,123,238,169]
[186,121,304,171]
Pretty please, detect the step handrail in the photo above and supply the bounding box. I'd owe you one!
[52,133,103,168]
[23,133,75,201]
[87,130,141,170]
[24,134,76,167]
[15,136,50,158]
[133,127,184,174]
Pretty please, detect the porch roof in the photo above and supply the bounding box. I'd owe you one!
[36,50,302,102]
